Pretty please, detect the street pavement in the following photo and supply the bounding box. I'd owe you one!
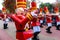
[0,20,60,40]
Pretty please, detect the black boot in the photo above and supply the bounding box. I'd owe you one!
[40,23,43,28]
[32,32,40,40]
[56,25,60,30]
[46,27,52,33]
[4,24,8,29]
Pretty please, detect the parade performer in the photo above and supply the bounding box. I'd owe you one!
[11,0,34,39]
[0,7,8,29]
[3,13,9,29]
[30,1,41,39]
[2,7,9,29]
[31,10,41,40]
[9,7,41,40]
[46,15,52,33]
[44,6,52,33]
[39,8,44,28]
[54,6,60,30]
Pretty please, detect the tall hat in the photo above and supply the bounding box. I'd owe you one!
[44,6,49,14]
[30,1,37,11]
[31,1,37,8]
[2,7,6,13]
[16,0,27,8]
[40,8,43,13]
[54,6,59,13]
[39,8,43,15]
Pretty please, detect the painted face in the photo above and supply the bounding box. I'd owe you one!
[16,8,24,15]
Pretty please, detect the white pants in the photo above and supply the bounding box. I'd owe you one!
[40,20,43,23]
[57,22,60,26]
[33,26,41,33]
[47,23,52,27]
[27,38,32,40]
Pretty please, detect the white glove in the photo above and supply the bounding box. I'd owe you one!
[31,11,37,18]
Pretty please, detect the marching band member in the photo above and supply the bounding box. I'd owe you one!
[11,8,33,40]
[54,6,60,30]
[46,15,52,33]
[3,14,9,29]
[44,6,52,33]
[31,10,41,40]
[11,7,42,40]
[39,8,44,28]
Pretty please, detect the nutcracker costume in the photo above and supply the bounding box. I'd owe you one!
[46,15,52,33]
[0,13,9,29]
[30,1,40,40]
[44,6,52,33]
[3,14,9,29]
[9,0,34,40]
[54,7,60,30]
[31,10,41,40]
[39,8,44,28]
[55,15,60,30]
[10,8,34,40]
[2,7,9,29]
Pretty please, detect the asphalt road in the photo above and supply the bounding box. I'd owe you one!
[0,20,60,40]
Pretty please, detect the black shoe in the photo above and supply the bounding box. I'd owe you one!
[4,27,8,29]
[32,38,36,40]
[46,31,52,34]
[40,25,43,28]
[32,37,39,40]
[32,38,39,40]
[56,29,60,30]
[46,28,48,30]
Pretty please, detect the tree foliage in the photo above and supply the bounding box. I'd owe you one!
[39,3,53,12]
[3,0,16,13]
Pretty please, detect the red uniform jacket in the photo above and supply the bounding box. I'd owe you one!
[46,15,52,23]
[39,17,44,20]
[31,17,40,26]
[31,22,40,26]
[56,16,60,22]
[0,14,4,18]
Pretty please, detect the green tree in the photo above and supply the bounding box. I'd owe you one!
[39,3,53,12]
[39,3,44,8]
[3,0,16,13]
[26,0,30,9]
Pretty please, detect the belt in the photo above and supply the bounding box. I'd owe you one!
[16,30,25,32]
